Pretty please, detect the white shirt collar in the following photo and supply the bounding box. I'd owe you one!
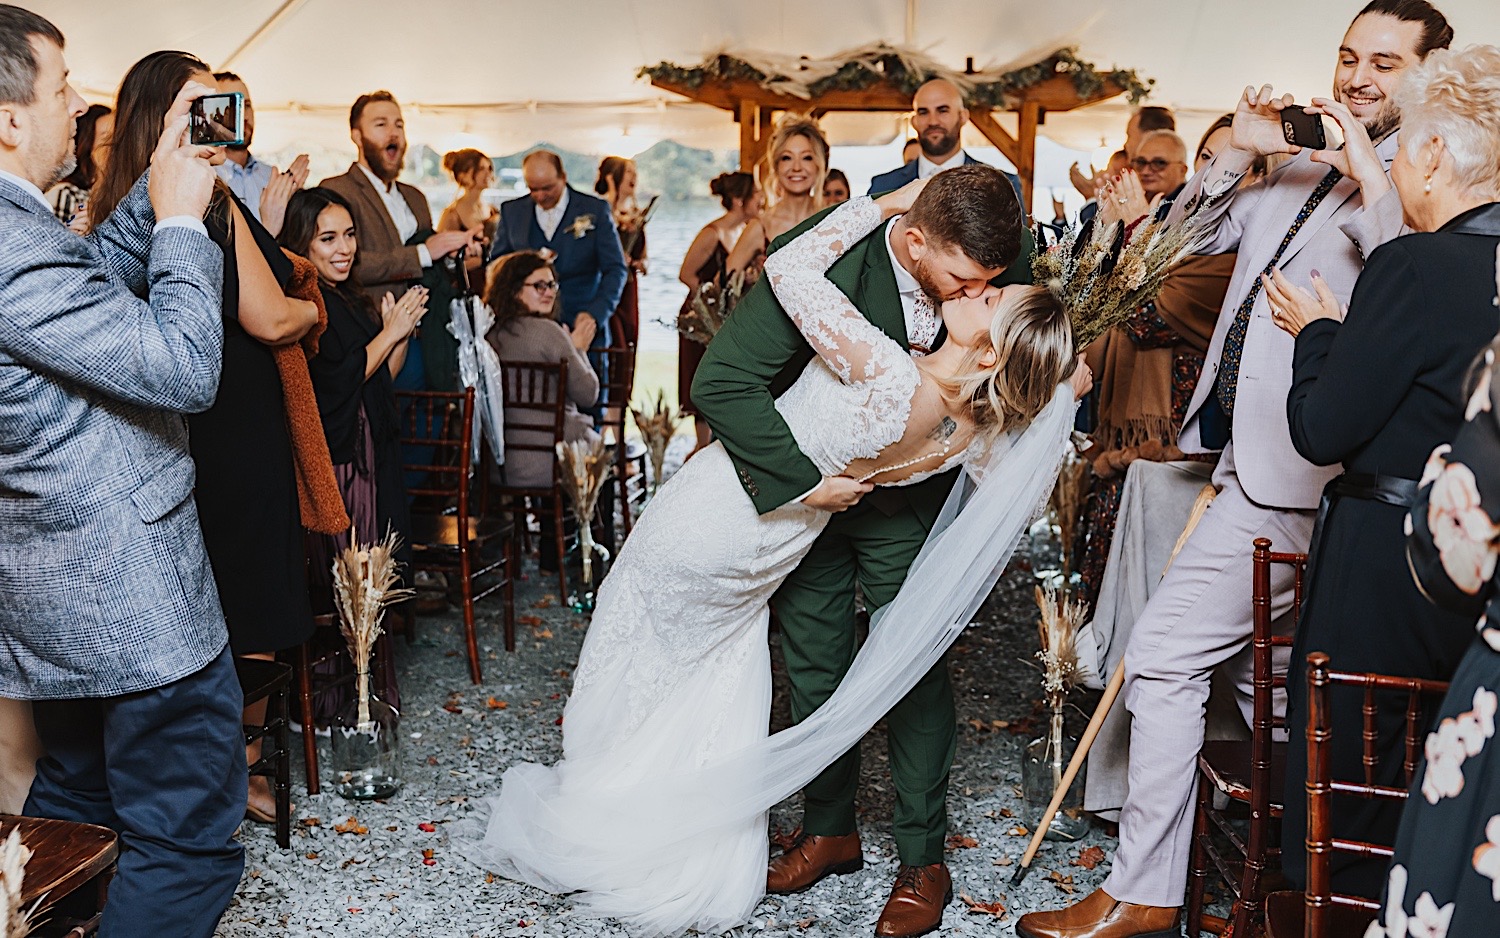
[1,168,52,213]
[884,217,921,296]
[538,187,569,218]
[357,161,397,194]
[916,150,964,180]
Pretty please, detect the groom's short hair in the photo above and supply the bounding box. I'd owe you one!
[903,164,1023,272]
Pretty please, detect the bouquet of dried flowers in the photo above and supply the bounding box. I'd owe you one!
[677,268,747,346]
[556,437,614,587]
[1048,450,1090,576]
[332,531,414,729]
[615,195,659,259]
[630,390,680,494]
[0,828,40,938]
[1034,584,1089,808]
[1034,210,1208,351]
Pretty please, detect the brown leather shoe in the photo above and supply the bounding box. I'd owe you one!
[874,863,952,937]
[766,831,863,894]
[1015,887,1181,938]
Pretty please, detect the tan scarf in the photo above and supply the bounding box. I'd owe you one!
[275,250,351,535]
[1091,253,1235,475]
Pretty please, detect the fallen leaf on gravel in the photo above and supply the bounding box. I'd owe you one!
[486,697,508,710]
[426,756,439,766]
[341,857,365,869]
[1072,846,1106,870]
[993,856,1014,866]
[517,615,543,627]
[999,807,1015,818]
[301,817,321,827]
[795,918,817,929]
[305,852,319,860]
[1008,826,1029,837]
[441,702,463,714]
[554,715,563,726]
[991,719,1009,729]
[531,598,553,609]
[556,669,570,678]
[418,823,436,833]
[386,825,398,832]
[534,628,554,639]
[485,873,495,884]
[959,893,1007,918]
[1048,870,1076,894]
[347,907,361,914]
[946,834,979,849]
[421,849,434,859]
[334,817,369,835]
[459,735,472,747]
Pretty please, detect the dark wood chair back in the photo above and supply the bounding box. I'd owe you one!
[1302,652,1449,933]
[0,813,117,935]
[397,388,476,509]
[495,360,571,600]
[600,312,645,535]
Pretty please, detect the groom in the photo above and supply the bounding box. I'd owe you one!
[694,164,1033,937]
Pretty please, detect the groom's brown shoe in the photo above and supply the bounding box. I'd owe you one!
[1015,888,1180,938]
[766,831,863,893]
[874,863,952,937]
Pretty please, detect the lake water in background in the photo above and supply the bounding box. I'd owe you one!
[635,198,722,353]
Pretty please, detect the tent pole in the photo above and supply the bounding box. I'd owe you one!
[219,0,310,71]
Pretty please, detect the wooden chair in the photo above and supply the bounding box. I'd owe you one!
[235,656,292,849]
[397,388,516,681]
[0,814,116,936]
[1262,653,1450,938]
[1186,537,1308,937]
[494,360,571,601]
[602,313,648,537]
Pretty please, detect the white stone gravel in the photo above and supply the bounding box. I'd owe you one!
[216,536,1136,938]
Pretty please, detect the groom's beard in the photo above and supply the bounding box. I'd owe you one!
[911,254,951,303]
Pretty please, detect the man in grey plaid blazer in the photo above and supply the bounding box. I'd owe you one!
[0,9,247,936]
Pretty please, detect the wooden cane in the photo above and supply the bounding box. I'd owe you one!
[1012,482,1217,885]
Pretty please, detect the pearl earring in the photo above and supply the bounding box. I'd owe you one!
[1425,173,1433,194]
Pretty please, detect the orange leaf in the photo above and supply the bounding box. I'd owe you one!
[958,892,1007,918]
[517,615,543,627]
[486,697,509,710]
[945,834,979,849]
[421,848,435,860]
[1072,846,1106,870]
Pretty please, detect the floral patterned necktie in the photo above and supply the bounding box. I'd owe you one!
[1215,167,1344,419]
[909,293,940,355]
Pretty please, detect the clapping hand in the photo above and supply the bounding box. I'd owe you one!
[569,312,598,351]
[1097,170,1157,228]
[1263,268,1344,337]
[1232,85,1302,157]
[1070,162,1098,201]
[380,285,428,339]
[258,155,310,237]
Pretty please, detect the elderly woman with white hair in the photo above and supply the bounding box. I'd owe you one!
[1262,43,1500,900]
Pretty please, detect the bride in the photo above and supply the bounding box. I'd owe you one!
[453,182,1089,935]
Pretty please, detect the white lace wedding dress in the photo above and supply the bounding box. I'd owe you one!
[451,198,1075,936]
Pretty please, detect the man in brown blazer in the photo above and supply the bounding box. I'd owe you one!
[319,90,479,307]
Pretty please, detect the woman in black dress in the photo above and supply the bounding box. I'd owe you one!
[1265,43,1500,898]
[92,53,320,823]
[677,171,761,451]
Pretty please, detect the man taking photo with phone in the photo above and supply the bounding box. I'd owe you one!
[1017,2,1453,936]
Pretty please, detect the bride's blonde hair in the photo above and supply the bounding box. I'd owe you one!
[937,285,1075,445]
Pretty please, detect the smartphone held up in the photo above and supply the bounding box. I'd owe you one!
[190,92,245,147]
[1280,106,1328,150]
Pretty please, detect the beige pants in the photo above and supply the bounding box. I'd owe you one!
[1101,444,1314,907]
[0,698,40,813]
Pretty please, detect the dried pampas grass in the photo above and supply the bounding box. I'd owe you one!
[557,437,614,584]
[332,531,414,728]
[1048,452,1089,576]
[0,828,40,938]
[1034,584,1087,705]
[630,391,680,493]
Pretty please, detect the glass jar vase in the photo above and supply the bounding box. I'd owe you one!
[1021,731,1089,842]
[330,677,401,800]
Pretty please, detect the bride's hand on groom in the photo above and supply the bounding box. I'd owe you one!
[803,476,874,512]
[1069,354,1094,400]
[875,178,928,218]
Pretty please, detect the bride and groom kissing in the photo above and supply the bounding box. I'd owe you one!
[453,165,1093,937]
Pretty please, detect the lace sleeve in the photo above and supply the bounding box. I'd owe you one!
[764,197,908,386]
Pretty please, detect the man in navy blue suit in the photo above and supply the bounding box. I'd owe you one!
[489,150,627,358]
[867,79,1022,200]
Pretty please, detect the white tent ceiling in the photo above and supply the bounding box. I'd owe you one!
[30,0,1500,159]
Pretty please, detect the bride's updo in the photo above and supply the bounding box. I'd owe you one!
[953,286,1075,443]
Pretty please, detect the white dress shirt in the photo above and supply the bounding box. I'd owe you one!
[1,167,205,237]
[916,150,966,180]
[535,187,570,241]
[358,162,431,267]
[883,217,940,353]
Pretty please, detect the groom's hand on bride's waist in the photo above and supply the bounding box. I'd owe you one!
[801,476,874,512]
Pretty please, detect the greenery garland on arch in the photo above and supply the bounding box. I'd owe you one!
[639,43,1153,109]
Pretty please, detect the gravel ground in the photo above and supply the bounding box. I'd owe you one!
[217,472,1130,937]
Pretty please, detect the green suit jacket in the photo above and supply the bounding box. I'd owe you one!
[691,205,1035,519]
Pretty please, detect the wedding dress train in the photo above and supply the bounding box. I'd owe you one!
[451,198,1075,935]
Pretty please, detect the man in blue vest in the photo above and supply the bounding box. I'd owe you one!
[489,150,628,359]
[867,79,1022,200]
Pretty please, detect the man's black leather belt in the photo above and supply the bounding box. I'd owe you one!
[1325,471,1418,509]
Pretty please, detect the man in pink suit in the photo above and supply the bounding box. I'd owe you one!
[1018,2,1453,936]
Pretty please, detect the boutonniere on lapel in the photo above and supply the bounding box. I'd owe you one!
[569,214,596,239]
